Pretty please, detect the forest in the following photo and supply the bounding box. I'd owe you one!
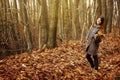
[0,0,120,79]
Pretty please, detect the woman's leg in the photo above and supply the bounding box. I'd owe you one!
[86,54,94,68]
[93,55,98,70]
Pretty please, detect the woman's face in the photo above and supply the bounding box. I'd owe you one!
[97,18,101,25]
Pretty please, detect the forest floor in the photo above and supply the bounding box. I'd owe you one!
[0,33,120,80]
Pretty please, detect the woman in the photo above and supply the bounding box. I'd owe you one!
[86,17,104,70]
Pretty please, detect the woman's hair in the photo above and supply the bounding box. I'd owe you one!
[96,16,104,25]
[100,17,104,25]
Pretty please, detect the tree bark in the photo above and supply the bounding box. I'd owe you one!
[116,0,120,35]
[62,0,72,40]
[19,0,33,53]
[74,0,81,40]
[101,0,107,33]
[79,0,87,40]
[39,0,49,48]
[96,0,102,19]
[47,0,59,48]
[107,0,113,33]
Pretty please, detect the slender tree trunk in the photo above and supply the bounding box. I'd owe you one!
[18,0,27,52]
[116,0,120,35]
[24,0,33,52]
[13,0,21,50]
[101,0,107,33]
[47,0,59,48]
[7,0,20,51]
[57,0,64,41]
[92,0,96,24]
[62,0,71,40]
[107,0,113,33]
[19,0,33,53]
[96,0,102,19]
[74,0,81,40]
[39,0,49,48]
[70,0,76,40]
[79,0,87,40]
[87,0,92,31]
[4,0,13,51]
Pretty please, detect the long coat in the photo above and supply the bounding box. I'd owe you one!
[86,25,100,55]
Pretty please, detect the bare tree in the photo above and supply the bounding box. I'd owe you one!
[96,0,102,18]
[62,0,72,40]
[107,0,113,33]
[73,0,81,40]
[47,0,59,48]
[18,0,33,53]
[101,0,107,33]
[116,0,120,34]
[39,0,49,48]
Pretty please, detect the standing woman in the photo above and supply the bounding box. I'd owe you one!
[86,17,104,70]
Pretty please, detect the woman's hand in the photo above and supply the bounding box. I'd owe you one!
[94,34,102,43]
[94,34,99,39]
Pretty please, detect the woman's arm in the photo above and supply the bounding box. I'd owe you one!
[86,26,92,40]
[94,30,105,43]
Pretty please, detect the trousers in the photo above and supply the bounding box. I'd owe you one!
[86,54,98,70]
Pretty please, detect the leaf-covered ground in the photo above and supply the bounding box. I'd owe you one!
[0,34,120,80]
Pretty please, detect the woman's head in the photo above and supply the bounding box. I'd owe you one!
[96,17,104,25]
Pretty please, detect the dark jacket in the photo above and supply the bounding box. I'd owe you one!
[86,25,100,55]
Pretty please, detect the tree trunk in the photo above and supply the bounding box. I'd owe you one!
[107,0,113,33]
[19,0,33,53]
[57,0,64,42]
[62,0,72,40]
[116,0,120,35]
[69,0,76,40]
[101,0,107,33]
[39,0,49,48]
[96,0,102,19]
[74,0,81,40]
[87,0,92,31]
[47,0,59,48]
[79,0,87,40]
